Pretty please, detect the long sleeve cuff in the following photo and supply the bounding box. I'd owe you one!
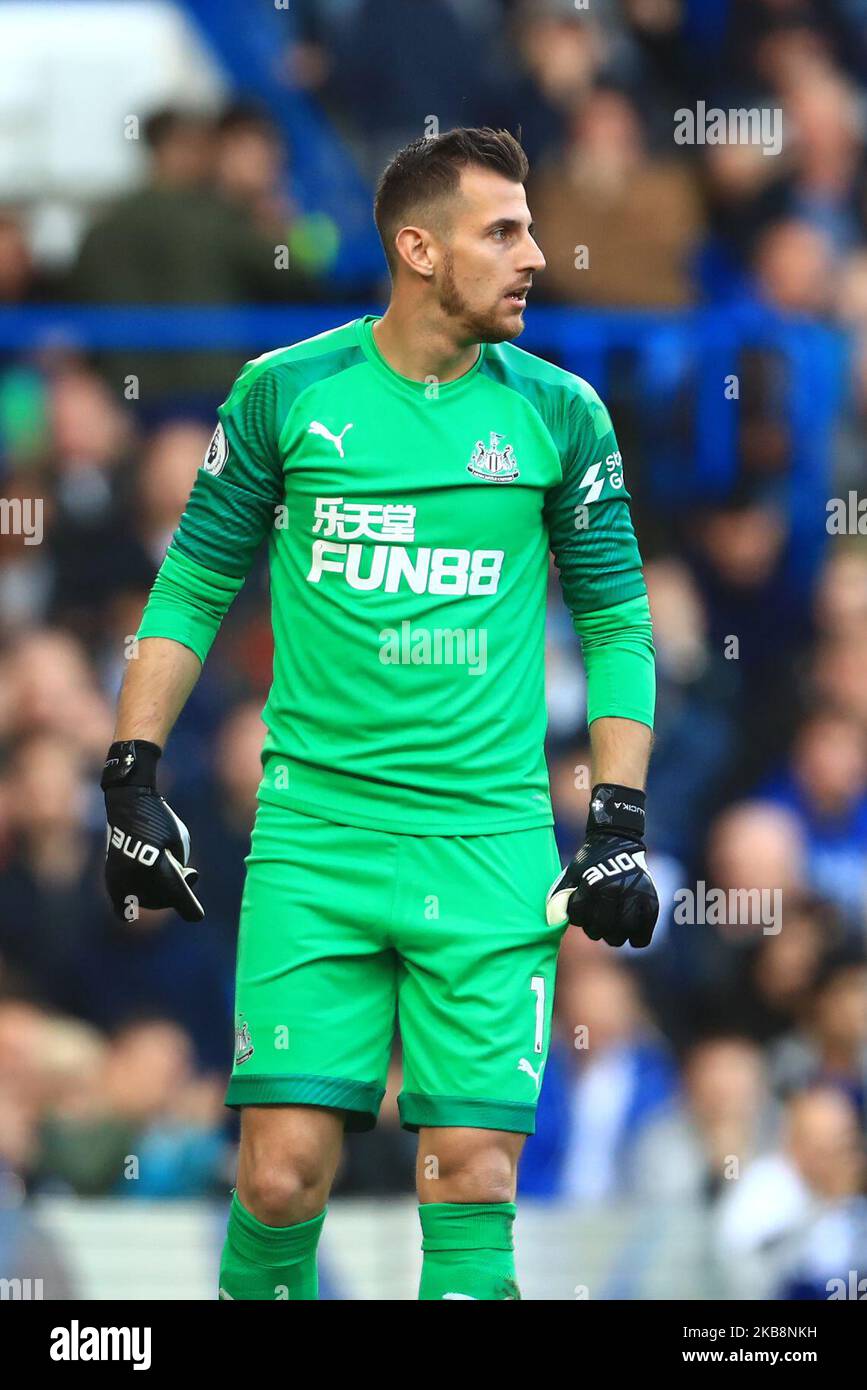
[136,544,245,665]
[573,593,656,729]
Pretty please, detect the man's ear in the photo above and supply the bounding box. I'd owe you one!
[394,224,436,278]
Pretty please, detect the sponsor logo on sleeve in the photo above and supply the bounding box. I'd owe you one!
[577,450,624,503]
[203,422,229,477]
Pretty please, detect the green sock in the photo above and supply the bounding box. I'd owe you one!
[218,1191,325,1300]
[418,1201,521,1300]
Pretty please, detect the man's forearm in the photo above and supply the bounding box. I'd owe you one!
[548,713,659,947]
[589,715,653,790]
[114,637,202,747]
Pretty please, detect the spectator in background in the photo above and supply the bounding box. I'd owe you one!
[0,208,66,309]
[0,1000,76,1294]
[62,895,234,1075]
[705,801,808,933]
[834,253,867,488]
[0,998,229,1203]
[509,0,603,118]
[643,558,737,864]
[768,949,867,1119]
[215,103,293,236]
[529,85,705,307]
[753,217,837,316]
[629,1037,775,1204]
[0,1001,54,1197]
[546,739,592,860]
[662,801,809,1042]
[715,1086,866,1299]
[172,700,266,947]
[7,1009,116,1197]
[701,61,867,294]
[545,554,588,747]
[761,711,867,929]
[810,627,867,731]
[520,945,677,1199]
[0,215,36,305]
[0,733,105,1011]
[291,0,591,172]
[0,628,113,762]
[685,484,808,787]
[305,0,508,185]
[735,5,843,107]
[482,0,602,166]
[700,141,791,295]
[70,105,321,413]
[0,463,53,632]
[743,894,843,1044]
[813,546,867,640]
[0,247,52,550]
[134,420,212,566]
[71,106,216,304]
[544,628,587,748]
[783,73,866,255]
[0,665,234,1072]
[36,1018,226,1199]
[116,420,244,786]
[43,366,146,641]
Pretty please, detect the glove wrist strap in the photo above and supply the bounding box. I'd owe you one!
[101,739,162,790]
[587,783,646,840]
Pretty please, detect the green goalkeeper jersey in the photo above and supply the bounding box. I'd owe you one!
[138,314,654,834]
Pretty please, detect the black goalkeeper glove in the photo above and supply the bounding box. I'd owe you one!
[101,739,204,923]
[546,783,659,948]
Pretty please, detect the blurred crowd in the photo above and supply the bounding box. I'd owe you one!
[1,0,867,1301]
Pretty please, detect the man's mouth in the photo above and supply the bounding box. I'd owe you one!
[505,285,530,307]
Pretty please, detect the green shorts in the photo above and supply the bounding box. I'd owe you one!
[225,801,566,1134]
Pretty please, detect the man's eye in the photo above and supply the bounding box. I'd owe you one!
[491,227,507,240]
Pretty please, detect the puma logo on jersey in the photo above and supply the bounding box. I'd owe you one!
[517,1057,542,1089]
[308,420,353,457]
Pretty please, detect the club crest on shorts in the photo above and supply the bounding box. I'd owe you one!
[203,422,229,477]
[467,430,519,483]
[234,1019,254,1065]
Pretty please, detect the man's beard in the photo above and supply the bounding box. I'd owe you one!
[436,251,522,344]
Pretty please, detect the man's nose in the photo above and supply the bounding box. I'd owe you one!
[523,237,546,274]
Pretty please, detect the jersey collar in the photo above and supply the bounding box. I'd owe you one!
[355,314,488,397]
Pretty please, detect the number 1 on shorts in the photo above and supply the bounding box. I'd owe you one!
[530,975,545,1055]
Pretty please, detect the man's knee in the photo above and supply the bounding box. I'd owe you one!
[236,1106,342,1225]
[417,1128,525,1204]
[239,1160,327,1226]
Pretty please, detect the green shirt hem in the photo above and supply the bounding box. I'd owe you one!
[256,772,555,838]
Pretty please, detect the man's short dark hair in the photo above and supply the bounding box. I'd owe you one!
[216,101,279,142]
[143,106,210,152]
[374,127,529,275]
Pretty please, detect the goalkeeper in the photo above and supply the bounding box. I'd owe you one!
[102,126,657,1300]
